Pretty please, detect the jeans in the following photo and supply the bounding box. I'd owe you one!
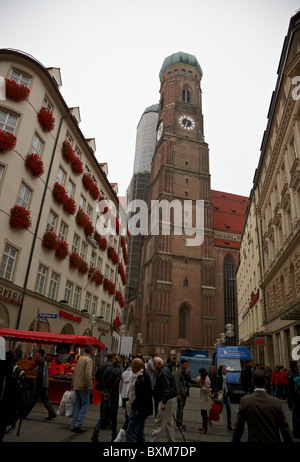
[71,390,90,429]
[126,408,146,442]
[93,395,110,434]
[176,394,187,427]
[221,394,232,427]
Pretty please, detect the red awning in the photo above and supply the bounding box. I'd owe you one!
[0,328,105,349]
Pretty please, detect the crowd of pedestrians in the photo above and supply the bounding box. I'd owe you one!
[1,346,300,443]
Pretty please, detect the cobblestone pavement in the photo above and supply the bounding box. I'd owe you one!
[2,386,298,445]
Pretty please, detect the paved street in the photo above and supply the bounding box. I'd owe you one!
[2,386,297,445]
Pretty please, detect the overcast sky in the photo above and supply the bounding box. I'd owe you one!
[1,0,299,198]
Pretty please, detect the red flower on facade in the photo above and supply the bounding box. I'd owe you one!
[52,182,67,205]
[89,267,104,286]
[116,290,125,308]
[9,205,31,230]
[25,153,44,177]
[0,130,17,154]
[118,262,127,286]
[69,252,81,268]
[121,236,128,264]
[107,246,119,265]
[76,209,94,236]
[93,231,107,250]
[61,140,74,162]
[42,229,58,250]
[69,252,88,275]
[113,316,122,332]
[37,107,55,132]
[55,240,69,260]
[63,196,76,215]
[5,78,30,102]
[103,278,116,295]
[82,173,100,201]
[70,155,84,175]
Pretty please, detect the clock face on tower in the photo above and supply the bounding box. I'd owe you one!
[157,121,163,141]
[179,115,195,130]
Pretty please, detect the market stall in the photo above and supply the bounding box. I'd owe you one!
[0,328,105,404]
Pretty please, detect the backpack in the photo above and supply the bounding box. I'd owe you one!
[294,375,300,399]
[0,365,28,436]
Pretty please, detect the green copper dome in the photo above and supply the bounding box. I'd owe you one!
[143,104,159,114]
[159,52,203,79]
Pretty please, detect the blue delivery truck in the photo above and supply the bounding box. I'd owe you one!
[211,346,252,396]
[179,350,211,381]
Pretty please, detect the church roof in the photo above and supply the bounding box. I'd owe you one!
[159,52,203,79]
[211,190,249,249]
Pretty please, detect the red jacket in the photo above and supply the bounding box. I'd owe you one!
[271,370,288,386]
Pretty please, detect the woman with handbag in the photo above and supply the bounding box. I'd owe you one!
[195,368,212,434]
[214,365,233,430]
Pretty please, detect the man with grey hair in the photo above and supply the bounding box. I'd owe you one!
[149,356,177,442]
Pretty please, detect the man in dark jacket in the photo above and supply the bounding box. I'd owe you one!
[174,359,191,430]
[91,354,122,442]
[24,349,56,420]
[126,358,153,442]
[149,357,176,442]
[232,369,293,442]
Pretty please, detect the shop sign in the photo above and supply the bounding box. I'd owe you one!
[0,286,22,305]
[249,289,259,308]
[59,310,81,323]
[98,322,110,332]
[87,234,99,248]
[39,313,58,319]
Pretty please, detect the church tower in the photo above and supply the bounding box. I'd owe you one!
[135,52,217,356]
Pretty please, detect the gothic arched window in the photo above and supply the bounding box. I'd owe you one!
[182,88,190,103]
[223,255,237,345]
[179,305,187,338]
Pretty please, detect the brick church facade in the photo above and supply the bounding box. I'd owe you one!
[127,53,248,357]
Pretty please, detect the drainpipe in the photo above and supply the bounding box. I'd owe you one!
[16,113,71,329]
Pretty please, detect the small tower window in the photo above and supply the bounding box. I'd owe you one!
[182,88,190,103]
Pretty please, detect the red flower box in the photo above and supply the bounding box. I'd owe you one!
[118,262,127,285]
[94,232,107,250]
[61,140,74,163]
[89,267,104,286]
[42,230,58,250]
[0,130,17,154]
[53,182,67,205]
[25,153,44,178]
[76,210,94,235]
[103,278,115,295]
[9,205,31,230]
[82,173,100,201]
[107,246,119,265]
[63,196,76,215]
[113,316,122,332]
[76,209,89,228]
[5,78,30,102]
[37,107,55,132]
[71,156,84,175]
[116,290,125,308]
[69,252,81,268]
[82,172,94,191]
[55,240,69,260]
[78,258,88,275]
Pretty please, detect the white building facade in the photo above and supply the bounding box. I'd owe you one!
[0,49,127,352]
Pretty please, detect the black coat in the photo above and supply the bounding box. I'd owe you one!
[131,370,153,420]
[152,365,176,405]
